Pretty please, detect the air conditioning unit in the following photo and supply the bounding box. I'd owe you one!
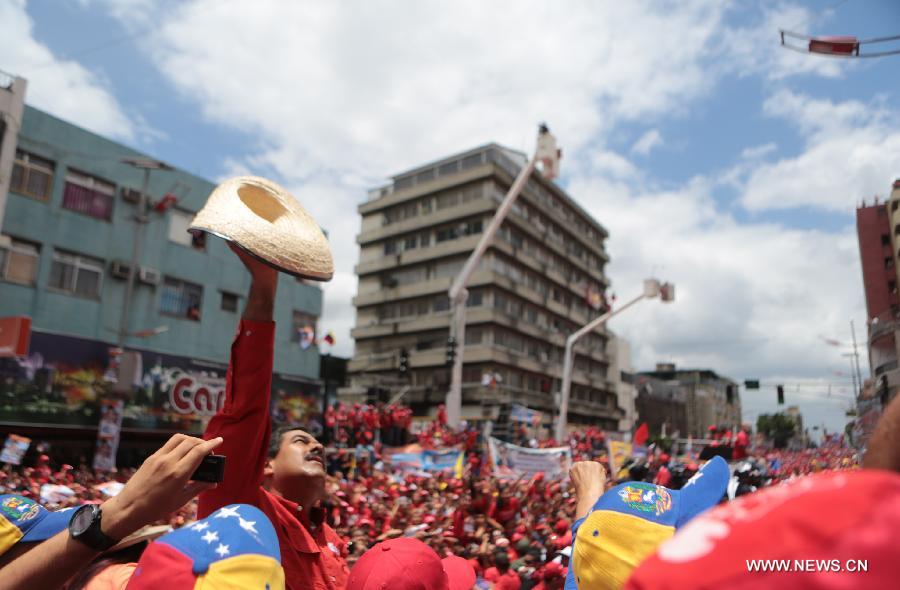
[120,187,142,204]
[110,260,131,280]
[138,266,161,286]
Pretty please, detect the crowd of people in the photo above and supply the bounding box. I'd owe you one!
[0,414,867,589]
[0,244,897,590]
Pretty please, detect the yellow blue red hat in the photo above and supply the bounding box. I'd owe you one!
[0,494,77,556]
[569,456,729,589]
[126,504,283,590]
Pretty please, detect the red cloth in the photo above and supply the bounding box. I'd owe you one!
[199,320,350,590]
[626,470,900,589]
[633,422,649,446]
[493,570,523,590]
[654,465,672,487]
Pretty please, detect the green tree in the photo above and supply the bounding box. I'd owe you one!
[756,413,797,449]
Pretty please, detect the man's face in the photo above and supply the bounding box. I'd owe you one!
[267,429,326,489]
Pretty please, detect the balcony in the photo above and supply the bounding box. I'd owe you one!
[875,359,899,377]
[869,311,900,344]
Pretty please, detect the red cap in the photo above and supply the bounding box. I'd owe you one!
[442,555,477,590]
[543,561,566,579]
[348,538,458,590]
[659,453,671,463]
[626,470,900,589]
[554,519,569,534]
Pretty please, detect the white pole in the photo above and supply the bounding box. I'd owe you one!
[555,282,659,442]
[446,154,539,428]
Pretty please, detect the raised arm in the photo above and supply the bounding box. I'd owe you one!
[0,435,221,590]
[863,390,900,472]
[198,244,278,517]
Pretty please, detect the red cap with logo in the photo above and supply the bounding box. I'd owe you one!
[626,469,900,589]
[348,537,475,590]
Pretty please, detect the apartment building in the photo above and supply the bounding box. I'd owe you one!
[345,144,623,432]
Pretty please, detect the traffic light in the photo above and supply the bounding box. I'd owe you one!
[399,348,409,375]
[446,336,457,366]
[777,385,785,405]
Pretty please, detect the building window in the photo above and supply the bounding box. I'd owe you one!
[168,210,206,250]
[48,250,104,298]
[0,238,40,285]
[62,170,115,220]
[10,150,54,201]
[433,295,450,312]
[160,277,203,320]
[221,291,239,312]
[384,240,397,255]
[883,234,891,247]
[292,311,317,343]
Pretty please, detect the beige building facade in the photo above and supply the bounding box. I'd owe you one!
[344,144,623,432]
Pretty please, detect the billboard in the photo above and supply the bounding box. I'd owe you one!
[0,330,321,434]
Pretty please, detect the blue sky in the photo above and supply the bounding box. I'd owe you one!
[4,0,900,437]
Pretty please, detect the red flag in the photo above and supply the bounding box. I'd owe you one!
[633,422,649,446]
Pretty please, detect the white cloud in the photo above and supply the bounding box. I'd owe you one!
[742,90,900,211]
[567,161,865,433]
[631,130,664,156]
[0,0,136,140]
[101,0,734,358]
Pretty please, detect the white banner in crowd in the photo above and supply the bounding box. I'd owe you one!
[509,404,542,424]
[488,437,572,480]
[93,399,124,472]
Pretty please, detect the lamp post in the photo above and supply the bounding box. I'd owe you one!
[554,278,674,442]
[117,158,173,347]
[445,124,561,428]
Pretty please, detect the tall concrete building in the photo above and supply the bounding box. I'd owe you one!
[854,179,900,445]
[637,364,741,438]
[856,182,900,387]
[345,144,622,432]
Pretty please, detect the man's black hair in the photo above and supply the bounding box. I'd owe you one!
[494,551,511,572]
[268,424,307,458]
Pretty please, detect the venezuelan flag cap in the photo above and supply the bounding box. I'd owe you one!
[0,494,76,556]
[126,504,283,590]
[572,456,729,589]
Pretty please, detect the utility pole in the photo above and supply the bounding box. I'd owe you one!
[118,158,172,346]
[555,279,674,442]
[849,319,863,396]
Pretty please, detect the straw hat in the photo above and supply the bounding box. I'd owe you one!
[109,524,172,552]
[190,176,334,281]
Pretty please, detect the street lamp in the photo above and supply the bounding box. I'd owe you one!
[117,157,173,346]
[554,278,675,442]
[445,124,561,429]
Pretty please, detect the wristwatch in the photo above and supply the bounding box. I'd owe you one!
[68,504,119,551]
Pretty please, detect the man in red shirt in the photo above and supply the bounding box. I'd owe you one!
[199,245,349,589]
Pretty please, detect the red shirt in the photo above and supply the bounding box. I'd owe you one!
[491,570,522,590]
[199,320,350,590]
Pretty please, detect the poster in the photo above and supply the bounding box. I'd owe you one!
[92,399,124,472]
[488,437,571,480]
[386,444,462,475]
[0,434,31,465]
[0,330,322,434]
[509,404,542,425]
[607,440,633,476]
